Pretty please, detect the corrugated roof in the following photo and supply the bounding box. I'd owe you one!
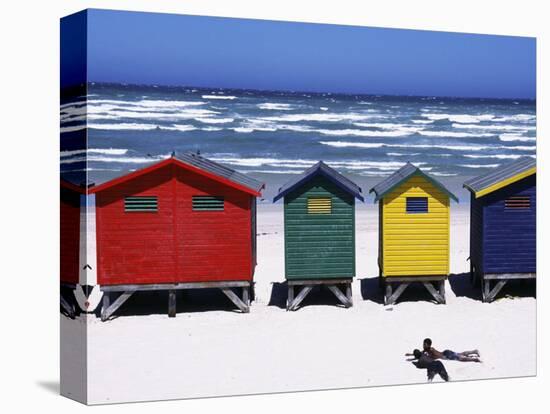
[89,152,264,195]
[273,161,364,202]
[369,162,458,202]
[463,157,536,195]
[176,152,264,193]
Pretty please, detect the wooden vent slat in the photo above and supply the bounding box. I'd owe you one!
[406,197,428,214]
[307,197,332,214]
[124,196,158,212]
[192,196,224,211]
[505,196,531,210]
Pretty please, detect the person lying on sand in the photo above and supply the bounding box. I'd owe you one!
[422,338,481,363]
[407,349,450,382]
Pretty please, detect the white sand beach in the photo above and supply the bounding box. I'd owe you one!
[62,203,536,404]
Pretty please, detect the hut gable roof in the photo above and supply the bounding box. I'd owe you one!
[463,157,536,198]
[369,162,458,203]
[88,152,265,196]
[273,161,364,202]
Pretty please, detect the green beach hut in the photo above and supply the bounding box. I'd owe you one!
[273,161,364,310]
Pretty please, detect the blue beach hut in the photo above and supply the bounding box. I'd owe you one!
[463,157,536,302]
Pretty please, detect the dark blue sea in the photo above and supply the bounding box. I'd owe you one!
[60,83,536,202]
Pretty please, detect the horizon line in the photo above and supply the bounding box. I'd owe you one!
[85,80,536,102]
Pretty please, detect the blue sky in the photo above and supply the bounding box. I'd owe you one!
[76,9,535,99]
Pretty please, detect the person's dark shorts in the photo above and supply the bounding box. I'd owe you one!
[443,350,459,360]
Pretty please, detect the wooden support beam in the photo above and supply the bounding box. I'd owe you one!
[101,280,251,292]
[101,291,110,321]
[484,273,536,280]
[287,285,294,311]
[221,288,249,313]
[101,291,134,321]
[168,290,176,318]
[439,280,446,304]
[327,285,352,308]
[423,282,445,304]
[384,282,392,306]
[483,280,507,303]
[386,282,409,305]
[482,279,490,302]
[242,286,249,307]
[345,283,353,306]
[287,285,313,311]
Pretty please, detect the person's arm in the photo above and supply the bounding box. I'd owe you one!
[405,352,414,356]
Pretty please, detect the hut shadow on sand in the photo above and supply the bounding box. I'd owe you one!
[268,281,344,310]
[360,276,445,305]
[97,289,245,320]
[448,273,536,302]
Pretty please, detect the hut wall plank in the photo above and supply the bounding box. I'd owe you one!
[96,163,255,285]
[284,175,355,280]
[381,175,450,277]
[481,174,536,274]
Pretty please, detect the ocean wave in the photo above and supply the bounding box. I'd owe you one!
[418,130,495,138]
[62,154,169,165]
[201,126,224,132]
[412,120,434,124]
[88,123,161,130]
[60,125,86,133]
[463,154,526,160]
[167,124,198,132]
[318,127,420,137]
[207,157,422,172]
[459,164,501,168]
[257,103,295,111]
[87,99,206,108]
[319,141,535,152]
[422,113,496,123]
[430,172,458,177]
[87,107,220,120]
[499,133,536,142]
[352,122,409,129]
[387,152,421,157]
[452,123,535,131]
[259,112,382,123]
[493,114,536,122]
[202,95,237,100]
[61,148,129,157]
[246,169,303,174]
[195,117,234,124]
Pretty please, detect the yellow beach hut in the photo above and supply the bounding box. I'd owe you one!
[369,162,458,305]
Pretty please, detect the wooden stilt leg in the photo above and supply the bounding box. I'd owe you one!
[221,288,249,313]
[101,291,110,321]
[287,285,313,311]
[486,280,507,303]
[423,282,445,304]
[346,283,353,307]
[242,286,250,307]
[327,285,352,308]
[482,278,490,302]
[287,285,294,311]
[385,282,392,305]
[439,280,446,304]
[168,290,176,317]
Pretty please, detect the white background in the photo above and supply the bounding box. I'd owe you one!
[0,0,547,412]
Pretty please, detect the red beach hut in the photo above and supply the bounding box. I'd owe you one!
[60,179,84,316]
[89,153,264,319]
